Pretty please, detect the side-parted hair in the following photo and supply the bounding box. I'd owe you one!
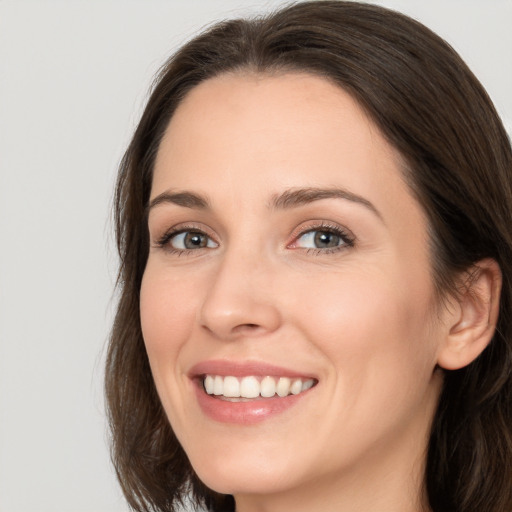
[105,2,512,511]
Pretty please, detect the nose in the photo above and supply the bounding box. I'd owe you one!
[199,249,282,341]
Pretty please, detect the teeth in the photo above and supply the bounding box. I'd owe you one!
[302,379,314,391]
[277,377,291,397]
[213,375,223,396]
[240,376,260,398]
[260,376,276,397]
[203,375,315,399]
[204,375,214,394]
[223,376,240,398]
[290,379,302,395]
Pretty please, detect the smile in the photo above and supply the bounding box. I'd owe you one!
[203,375,316,399]
[190,361,318,424]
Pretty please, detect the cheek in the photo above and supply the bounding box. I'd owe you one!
[139,262,208,435]
[290,269,440,453]
[289,266,437,387]
[140,265,199,367]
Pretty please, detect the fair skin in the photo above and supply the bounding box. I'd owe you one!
[140,72,500,512]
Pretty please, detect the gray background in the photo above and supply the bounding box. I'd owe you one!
[0,1,510,511]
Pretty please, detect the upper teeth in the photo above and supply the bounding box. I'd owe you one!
[203,375,315,399]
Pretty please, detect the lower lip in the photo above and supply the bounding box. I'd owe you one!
[194,382,311,424]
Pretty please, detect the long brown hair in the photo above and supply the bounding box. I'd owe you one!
[105,2,512,511]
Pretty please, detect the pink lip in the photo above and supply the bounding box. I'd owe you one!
[188,359,316,379]
[189,360,317,425]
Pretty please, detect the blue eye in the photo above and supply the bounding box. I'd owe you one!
[294,228,353,250]
[166,230,217,250]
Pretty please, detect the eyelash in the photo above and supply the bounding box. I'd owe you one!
[289,221,355,255]
[153,224,217,256]
[152,221,355,256]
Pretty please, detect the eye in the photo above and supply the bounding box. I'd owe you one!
[296,230,342,249]
[291,224,354,252]
[170,231,217,250]
[156,229,218,252]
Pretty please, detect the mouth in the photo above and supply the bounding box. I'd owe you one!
[189,361,318,424]
[203,375,316,401]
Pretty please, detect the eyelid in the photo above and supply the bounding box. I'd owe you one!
[152,222,219,251]
[287,220,356,251]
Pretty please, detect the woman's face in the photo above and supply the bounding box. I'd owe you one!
[141,73,447,503]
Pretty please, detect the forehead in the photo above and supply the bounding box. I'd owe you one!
[158,72,378,155]
[153,72,402,193]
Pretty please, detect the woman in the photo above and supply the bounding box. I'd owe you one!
[105,2,512,511]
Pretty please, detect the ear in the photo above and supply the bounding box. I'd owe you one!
[437,258,502,370]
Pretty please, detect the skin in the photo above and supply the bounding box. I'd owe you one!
[140,72,497,512]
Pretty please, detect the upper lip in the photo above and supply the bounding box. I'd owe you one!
[188,359,318,380]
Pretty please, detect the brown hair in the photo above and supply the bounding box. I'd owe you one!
[105,2,512,511]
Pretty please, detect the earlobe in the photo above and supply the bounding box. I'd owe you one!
[437,258,502,371]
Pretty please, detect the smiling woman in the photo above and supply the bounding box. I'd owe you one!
[105,2,512,512]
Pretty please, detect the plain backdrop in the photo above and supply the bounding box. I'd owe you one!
[0,1,510,511]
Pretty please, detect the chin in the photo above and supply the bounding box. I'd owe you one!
[196,470,293,497]
[187,444,304,496]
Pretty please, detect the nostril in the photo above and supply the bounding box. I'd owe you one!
[233,323,262,335]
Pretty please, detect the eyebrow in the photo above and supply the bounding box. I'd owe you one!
[147,186,382,220]
[148,191,211,212]
[270,187,382,220]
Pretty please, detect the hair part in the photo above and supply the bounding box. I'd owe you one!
[105,2,512,511]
